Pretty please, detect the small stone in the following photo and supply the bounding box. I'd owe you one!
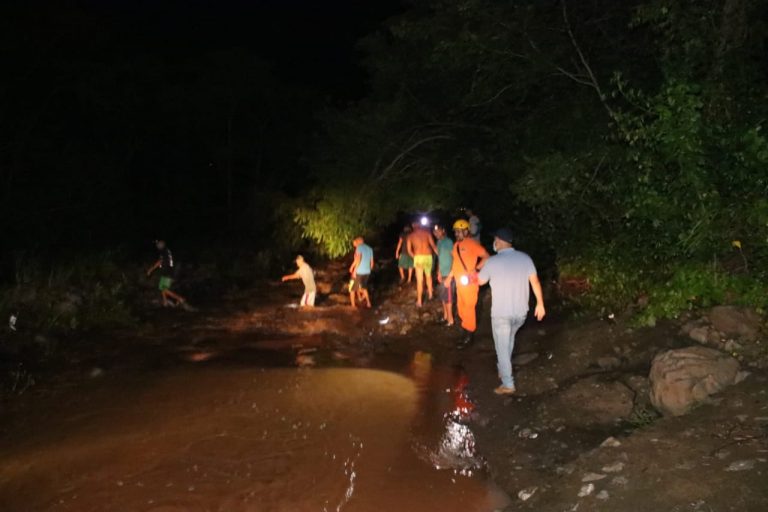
[725,460,756,472]
[578,483,595,497]
[601,462,625,473]
[581,472,606,482]
[611,476,629,487]
[518,486,538,501]
[596,356,621,370]
[513,352,540,366]
[688,326,710,344]
[715,450,731,460]
[600,436,622,448]
[596,490,610,501]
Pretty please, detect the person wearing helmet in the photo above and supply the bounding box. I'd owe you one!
[444,219,490,348]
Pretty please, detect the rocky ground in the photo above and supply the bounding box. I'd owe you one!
[1,259,767,511]
[309,260,768,511]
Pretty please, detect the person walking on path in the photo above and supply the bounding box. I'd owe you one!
[478,228,546,395]
[281,255,317,307]
[349,236,374,308]
[395,225,414,284]
[434,224,455,326]
[146,240,190,309]
[407,220,438,307]
[444,219,489,348]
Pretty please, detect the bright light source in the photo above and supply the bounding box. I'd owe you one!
[379,316,390,325]
[459,275,470,286]
[420,216,428,226]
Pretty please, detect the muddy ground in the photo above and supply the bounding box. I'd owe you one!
[1,260,767,511]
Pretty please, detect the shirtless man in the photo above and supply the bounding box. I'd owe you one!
[407,220,438,307]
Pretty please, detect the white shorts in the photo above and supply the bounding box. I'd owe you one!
[301,291,316,307]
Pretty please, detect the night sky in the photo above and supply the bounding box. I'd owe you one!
[15,0,406,99]
[0,0,406,250]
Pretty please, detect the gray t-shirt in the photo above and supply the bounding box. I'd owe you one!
[478,248,536,318]
[297,262,316,293]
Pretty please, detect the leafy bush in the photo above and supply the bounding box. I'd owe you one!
[1,253,137,335]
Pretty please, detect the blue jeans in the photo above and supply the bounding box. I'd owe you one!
[491,316,526,388]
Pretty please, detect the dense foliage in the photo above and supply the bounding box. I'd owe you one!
[298,0,768,318]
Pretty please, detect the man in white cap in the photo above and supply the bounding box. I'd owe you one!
[478,228,545,395]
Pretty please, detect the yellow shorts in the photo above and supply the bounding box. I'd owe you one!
[413,255,433,274]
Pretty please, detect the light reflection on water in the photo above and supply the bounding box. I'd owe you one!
[0,366,507,512]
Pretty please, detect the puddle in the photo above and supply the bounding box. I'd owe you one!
[0,364,508,511]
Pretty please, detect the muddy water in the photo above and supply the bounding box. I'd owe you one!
[0,360,509,511]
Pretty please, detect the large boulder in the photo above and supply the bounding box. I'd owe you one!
[649,346,743,416]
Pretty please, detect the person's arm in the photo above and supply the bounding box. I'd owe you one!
[369,252,375,272]
[428,234,437,255]
[146,259,161,276]
[395,237,402,258]
[406,236,414,258]
[350,251,361,275]
[477,264,490,286]
[475,246,491,270]
[529,273,546,321]
[281,271,300,282]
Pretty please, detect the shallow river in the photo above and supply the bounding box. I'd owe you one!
[0,351,509,511]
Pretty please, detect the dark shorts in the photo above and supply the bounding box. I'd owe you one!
[352,273,369,291]
[438,277,455,304]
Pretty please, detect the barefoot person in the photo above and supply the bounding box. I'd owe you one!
[478,228,546,395]
[281,255,317,307]
[146,240,189,308]
[349,236,374,308]
[434,224,455,326]
[407,220,437,307]
[444,219,490,348]
[395,225,414,284]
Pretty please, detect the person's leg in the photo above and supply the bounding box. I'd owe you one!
[414,263,424,306]
[362,289,371,307]
[492,317,514,388]
[160,290,170,307]
[456,284,478,332]
[425,261,433,299]
[494,316,526,392]
[398,266,405,282]
[307,291,316,307]
[446,280,455,325]
[349,290,356,307]
[407,267,413,283]
[165,289,186,304]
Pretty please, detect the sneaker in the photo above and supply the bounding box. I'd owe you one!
[493,385,516,395]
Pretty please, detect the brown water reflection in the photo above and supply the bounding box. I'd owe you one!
[0,367,508,512]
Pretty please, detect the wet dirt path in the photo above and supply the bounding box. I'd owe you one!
[0,288,509,512]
